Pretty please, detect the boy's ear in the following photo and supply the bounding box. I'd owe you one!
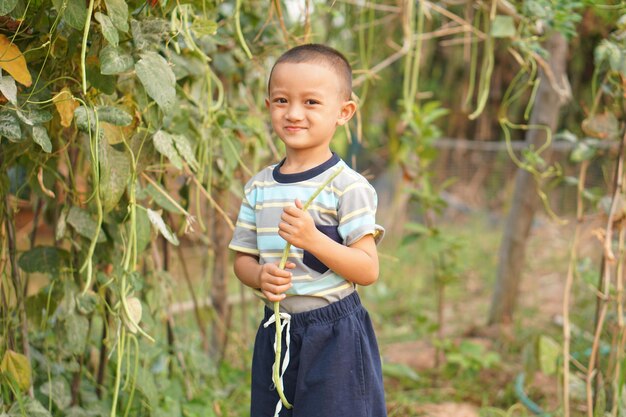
[337,99,357,126]
[265,97,270,109]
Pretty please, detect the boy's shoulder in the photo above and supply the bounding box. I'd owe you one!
[242,163,279,193]
[333,160,376,192]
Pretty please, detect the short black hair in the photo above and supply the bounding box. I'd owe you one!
[268,44,352,100]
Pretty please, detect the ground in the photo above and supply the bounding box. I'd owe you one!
[376,212,598,416]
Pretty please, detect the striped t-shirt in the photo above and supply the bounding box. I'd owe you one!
[229,153,385,313]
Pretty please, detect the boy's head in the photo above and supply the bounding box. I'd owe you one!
[265,44,357,156]
[268,44,352,100]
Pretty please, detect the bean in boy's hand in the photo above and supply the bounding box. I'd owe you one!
[258,261,295,302]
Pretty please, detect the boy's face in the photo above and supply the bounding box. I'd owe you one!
[266,62,356,156]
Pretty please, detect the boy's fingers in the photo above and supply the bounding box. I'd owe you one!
[294,198,303,209]
[283,206,302,217]
[263,291,286,302]
[285,262,296,269]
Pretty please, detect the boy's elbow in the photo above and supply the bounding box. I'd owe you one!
[359,265,379,286]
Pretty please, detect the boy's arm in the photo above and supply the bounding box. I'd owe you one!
[278,199,379,286]
[233,252,295,302]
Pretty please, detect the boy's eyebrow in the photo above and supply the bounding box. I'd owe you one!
[269,88,329,97]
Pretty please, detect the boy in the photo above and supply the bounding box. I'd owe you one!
[229,44,387,417]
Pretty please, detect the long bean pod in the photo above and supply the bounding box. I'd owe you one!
[272,165,344,409]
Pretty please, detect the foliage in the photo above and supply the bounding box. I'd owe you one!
[1,0,625,415]
[0,0,270,415]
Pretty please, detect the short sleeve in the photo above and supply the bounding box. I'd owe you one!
[337,180,385,246]
[228,188,259,256]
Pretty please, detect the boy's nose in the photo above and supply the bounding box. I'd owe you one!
[286,104,304,121]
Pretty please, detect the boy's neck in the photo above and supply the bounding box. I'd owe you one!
[280,149,333,174]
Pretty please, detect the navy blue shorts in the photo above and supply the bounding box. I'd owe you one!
[250,291,387,417]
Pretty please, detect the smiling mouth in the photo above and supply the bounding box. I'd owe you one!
[285,126,307,131]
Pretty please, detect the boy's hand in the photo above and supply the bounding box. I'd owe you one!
[278,198,319,250]
[258,261,295,302]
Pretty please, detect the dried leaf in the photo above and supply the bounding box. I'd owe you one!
[0,75,17,104]
[53,88,79,128]
[146,208,179,245]
[0,34,31,87]
[582,112,619,140]
[124,297,142,333]
[153,130,183,169]
[1,350,31,392]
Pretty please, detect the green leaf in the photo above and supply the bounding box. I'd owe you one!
[220,134,240,178]
[570,141,596,162]
[64,314,89,355]
[172,134,199,172]
[66,206,106,242]
[135,52,176,112]
[491,15,516,38]
[99,143,130,213]
[86,58,115,95]
[153,130,183,170]
[99,45,133,75]
[594,39,622,72]
[131,18,169,51]
[8,398,51,417]
[1,350,31,392]
[191,16,218,37]
[0,111,21,142]
[0,0,18,15]
[32,125,52,152]
[75,105,132,131]
[97,106,132,126]
[52,0,87,31]
[145,183,183,214]
[538,335,560,375]
[17,107,53,125]
[135,367,158,408]
[74,106,96,131]
[135,205,152,254]
[403,222,432,237]
[382,362,420,384]
[95,12,119,47]
[40,378,71,410]
[104,0,129,32]
[18,246,69,275]
[146,208,179,245]
[76,291,98,315]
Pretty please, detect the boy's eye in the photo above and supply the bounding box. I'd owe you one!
[305,99,320,105]
[273,98,287,104]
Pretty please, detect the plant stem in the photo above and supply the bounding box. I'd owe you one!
[4,194,32,397]
[563,159,588,417]
[81,0,95,95]
[235,0,252,59]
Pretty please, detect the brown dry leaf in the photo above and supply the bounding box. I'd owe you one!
[0,350,32,392]
[102,122,125,145]
[53,88,79,128]
[591,227,605,243]
[0,34,31,87]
